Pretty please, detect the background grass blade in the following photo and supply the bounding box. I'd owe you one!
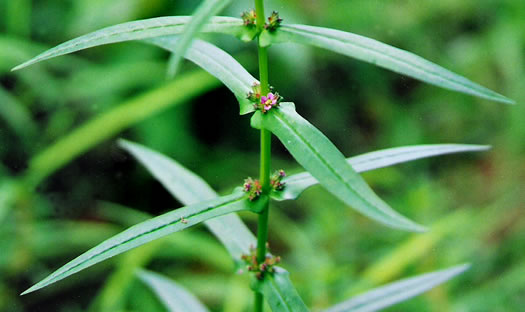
[137,270,210,312]
[0,86,38,142]
[273,24,514,104]
[22,69,219,188]
[324,264,470,312]
[253,267,310,312]
[21,192,250,295]
[275,144,490,201]
[166,0,233,78]
[147,37,258,114]
[119,139,256,262]
[252,102,425,232]
[12,16,245,71]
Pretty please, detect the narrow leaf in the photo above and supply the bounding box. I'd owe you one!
[12,16,248,71]
[253,267,310,312]
[272,24,514,104]
[324,264,470,312]
[137,270,210,312]
[146,36,258,114]
[166,0,232,78]
[252,102,425,232]
[119,139,256,261]
[275,144,490,201]
[21,192,251,295]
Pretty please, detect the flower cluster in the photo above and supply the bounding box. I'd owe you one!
[265,11,283,32]
[240,244,281,280]
[241,9,257,27]
[270,169,286,191]
[241,10,282,32]
[247,82,282,113]
[243,177,262,201]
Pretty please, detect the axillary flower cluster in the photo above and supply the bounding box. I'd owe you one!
[241,10,282,31]
[247,82,283,113]
[240,243,281,280]
[243,169,286,200]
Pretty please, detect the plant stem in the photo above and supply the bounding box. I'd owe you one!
[254,0,270,311]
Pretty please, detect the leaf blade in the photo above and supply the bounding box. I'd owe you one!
[146,36,258,114]
[276,144,490,201]
[21,192,249,295]
[273,24,513,104]
[253,267,310,312]
[324,264,470,312]
[137,270,210,312]
[119,139,257,261]
[252,103,425,232]
[12,16,245,71]
[166,0,232,78]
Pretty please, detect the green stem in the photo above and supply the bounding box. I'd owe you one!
[254,0,271,311]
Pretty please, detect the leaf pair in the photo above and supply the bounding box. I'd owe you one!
[127,142,473,311]
[12,17,513,105]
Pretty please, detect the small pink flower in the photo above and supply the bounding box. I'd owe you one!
[261,93,279,112]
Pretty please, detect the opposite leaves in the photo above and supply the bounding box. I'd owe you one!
[251,102,425,232]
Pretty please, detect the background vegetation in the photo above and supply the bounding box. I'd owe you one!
[1,0,524,311]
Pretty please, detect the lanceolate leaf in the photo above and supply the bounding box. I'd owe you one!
[21,192,254,295]
[253,267,310,312]
[119,139,256,260]
[146,37,258,114]
[166,0,233,78]
[251,102,425,232]
[137,270,210,312]
[323,264,470,312]
[272,24,514,104]
[119,140,309,308]
[11,16,249,71]
[274,144,490,201]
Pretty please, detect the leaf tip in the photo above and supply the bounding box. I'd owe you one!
[20,285,39,296]
[11,63,26,72]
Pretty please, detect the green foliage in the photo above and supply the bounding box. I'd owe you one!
[252,102,425,232]
[2,0,518,311]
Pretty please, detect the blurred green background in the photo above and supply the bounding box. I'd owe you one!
[1,0,524,311]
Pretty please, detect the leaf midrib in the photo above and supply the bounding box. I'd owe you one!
[271,109,394,222]
[281,25,495,98]
[17,18,242,70]
[41,194,245,287]
[269,275,294,312]
[189,44,252,93]
[286,144,484,184]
